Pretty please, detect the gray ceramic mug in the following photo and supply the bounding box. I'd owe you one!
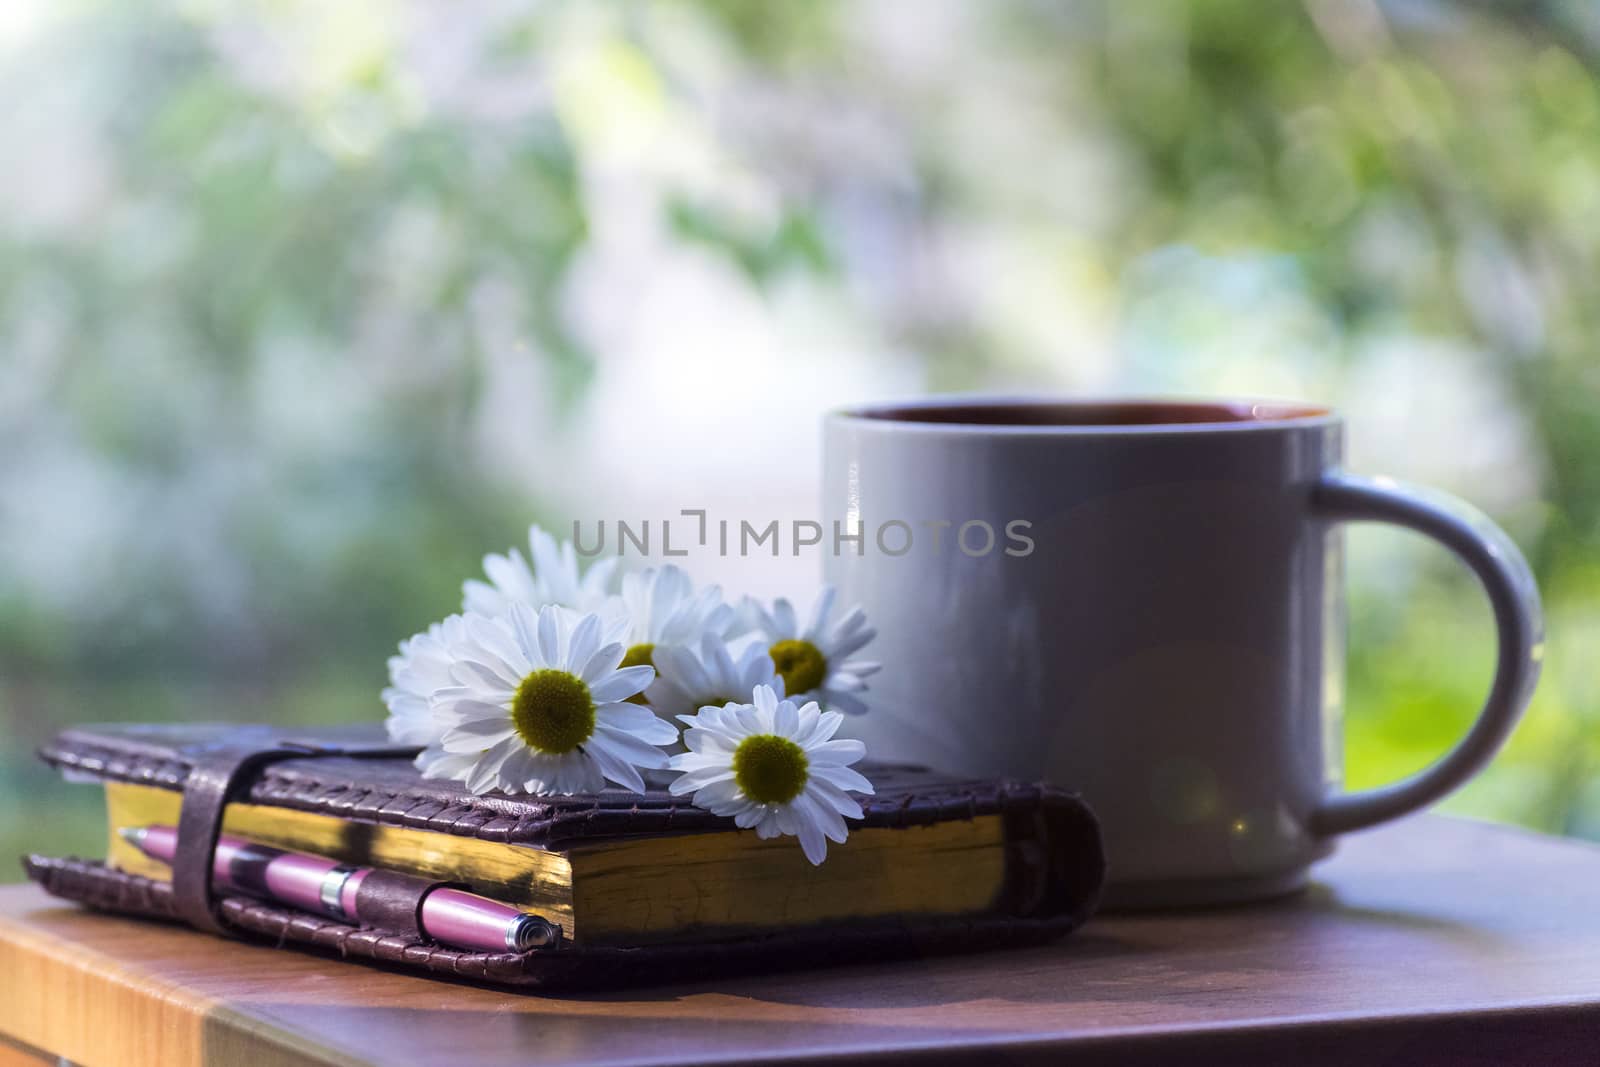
[823,397,1543,907]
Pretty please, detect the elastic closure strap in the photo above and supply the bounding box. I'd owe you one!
[170,738,422,935]
[349,869,465,940]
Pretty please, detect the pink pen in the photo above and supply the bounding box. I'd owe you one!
[120,825,559,953]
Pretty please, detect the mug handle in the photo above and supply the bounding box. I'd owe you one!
[1308,472,1544,835]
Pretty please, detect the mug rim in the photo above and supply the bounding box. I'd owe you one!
[828,394,1339,436]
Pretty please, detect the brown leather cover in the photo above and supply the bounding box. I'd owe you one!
[27,722,1105,990]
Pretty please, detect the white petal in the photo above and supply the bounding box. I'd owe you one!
[836,659,881,679]
[825,626,875,661]
[598,704,679,746]
[690,777,743,808]
[796,789,850,843]
[509,603,543,667]
[467,615,528,674]
[806,776,867,818]
[580,642,626,684]
[737,704,766,737]
[667,749,722,771]
[385,715,437,745]
[773,804,800,836]
[672,766,736,792]
[598,700,666,733]
[415,746,476,779]
[497,748,539,789]
[736,595,772,638]
[791,799,830,864]
[827,606,871,642]
[433,698,512,725]
[591,595,633,644]
[441,719,516,752]
[462,578,502,616]
[452,659,520,693]
[591,723,671,769]
[656,643,712,698]
[550,751,604,795]
[566,612,604,674]
[809,762,875,795]
[589,665,654,703]
[485,548,528,588]
[803,586,837,641]
[515,751,560,794]
[699,705,754,739]
[774,697,799,738]
[792,701,821,741]
[806,738,867,766]
[682,727,735,754]
[719,638,753,680]
[772,598,797,638]
[587,742,646,792]
[536,604,562,666]
[465,735,524,793]
[701,793,752,818]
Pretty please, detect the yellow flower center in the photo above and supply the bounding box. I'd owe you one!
[511,669,595,754]
[732,734,809,805]
[621,643,655,668]
[769,639,826,696]
[619,643,655,705]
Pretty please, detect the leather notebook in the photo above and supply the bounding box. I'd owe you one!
[25,722,1105,990]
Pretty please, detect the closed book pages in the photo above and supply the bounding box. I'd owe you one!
[26,723,1104,990]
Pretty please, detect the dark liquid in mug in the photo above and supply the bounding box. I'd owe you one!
[856,400,1329,427]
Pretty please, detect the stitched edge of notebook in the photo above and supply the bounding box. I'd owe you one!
[23,855,1092,991]
[37,733,1092,853]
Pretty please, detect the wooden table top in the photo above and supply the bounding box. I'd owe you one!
[3,814,1598,1067]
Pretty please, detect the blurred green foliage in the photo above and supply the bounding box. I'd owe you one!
[3,0,1599,867]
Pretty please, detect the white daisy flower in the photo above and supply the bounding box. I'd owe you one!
[382,614,472,745]
[462,523,618,617]
[612,564,736,681]
[650,635,785,722]
[669,685,874,865]
[425,604,679,795]
[743,587,880,715]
